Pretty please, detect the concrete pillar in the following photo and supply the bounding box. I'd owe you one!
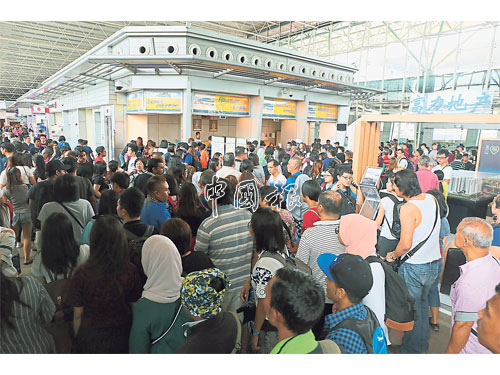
[249,90,264,142]
[296,97,309,143]
[78,109,87,140]
[180,82,192,142]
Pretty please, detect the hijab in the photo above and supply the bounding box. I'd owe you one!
[191,171,203,195]
[141,235,182,303]
[339,214,378,259]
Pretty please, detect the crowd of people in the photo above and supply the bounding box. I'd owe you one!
[0,125,499,355]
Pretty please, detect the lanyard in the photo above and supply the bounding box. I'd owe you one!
[276,335,299,354]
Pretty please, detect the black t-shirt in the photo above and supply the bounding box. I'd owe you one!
[123,220,159,238]
[30,146,44,155]
[28,179,55,230]
[133,172,153,196]
[92,175,108,193]
[177,210,210,237]
[77,162,94,182]
[181,251,214,276]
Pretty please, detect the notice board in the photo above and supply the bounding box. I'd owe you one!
[476,138,500,174]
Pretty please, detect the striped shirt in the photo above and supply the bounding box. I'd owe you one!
[450,160,466,170]
[296,220,346,303]
[0,276,56,353]
[194,205,253,290]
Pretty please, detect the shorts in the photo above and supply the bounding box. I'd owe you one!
[12,212,32,227]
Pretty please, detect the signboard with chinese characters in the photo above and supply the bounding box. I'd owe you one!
[409,90,493,115]
[477,138,500,174]
[126,91,144,113]
[144,90,182,113]
[263,99,296,119]
[307,103,338,121]
[192,93,250,116]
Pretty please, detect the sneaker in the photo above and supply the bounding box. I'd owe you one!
[16,242,23,248]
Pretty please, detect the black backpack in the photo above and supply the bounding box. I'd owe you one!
[125,226,155,285]
[260,251,312,275]
[366,256,416,332]
[193,158,203,172]
[338,189,357,217]
[379,193,405,239]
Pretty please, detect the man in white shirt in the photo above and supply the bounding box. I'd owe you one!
[428,143,439,166]
[397,148,409,169]
[215,153,241,180]
[432,149,452,185]
[266,159,287,193]
[126,143,138,174]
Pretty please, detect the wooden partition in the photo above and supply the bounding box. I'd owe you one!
[352,120,381,184]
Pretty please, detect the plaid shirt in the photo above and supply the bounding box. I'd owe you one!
[323,302,368,354]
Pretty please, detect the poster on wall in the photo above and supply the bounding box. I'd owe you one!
[262,99,296,119]
[476,138,500,174]
[211,136,225,155]
[225,138,236,154]
[307,103,338,121]
[193,119,202,132]
[127,91,144,112]
[209,119,218,132]
[192,93,250,116]
[144,90,182,113]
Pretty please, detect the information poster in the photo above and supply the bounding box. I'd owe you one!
[477,138,500,174]
[144,90,182,113]
[262,99,296,119]
[211,136,225,156]
[193,93,250,116]
[307,103,338,121]
[225,138,236,154]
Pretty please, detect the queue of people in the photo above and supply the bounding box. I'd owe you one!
[0,128,499,355]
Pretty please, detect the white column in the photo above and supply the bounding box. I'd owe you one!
[180,81,192,142]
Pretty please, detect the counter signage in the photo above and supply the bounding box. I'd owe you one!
[211,136,226,155]
[193,93,250,116]
[126,91,144,113]
[263,99,296,119]
[409,90,493,115]
[144,90,182,113]
[477,138,500,174]
[307,103,338,121]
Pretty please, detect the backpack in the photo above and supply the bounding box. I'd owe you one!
[338,190,357,217]
[379,193,405,239]
[260,251,312,275]
[193,157,203,172]
[405,158,414,170]
[333,305,388,354]
[125,225,155,284]
[366,256,416,331]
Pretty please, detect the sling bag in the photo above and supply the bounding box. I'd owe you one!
[57,202,85,229]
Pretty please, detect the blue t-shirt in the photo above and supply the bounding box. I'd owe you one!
[284,172,301,199]
[493,224,500,247]
[439,218,451,249]
[183,153,194,166]
[141,200,171,231]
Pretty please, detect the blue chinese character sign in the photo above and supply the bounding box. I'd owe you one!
[408,90,493,115]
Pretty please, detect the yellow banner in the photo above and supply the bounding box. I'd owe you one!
[145,98,182,112]
[127,99,143,112]
[308,103,338,121]
[215,95,249,115]
[274,100,296,116]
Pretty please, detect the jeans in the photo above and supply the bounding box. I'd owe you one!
[398,261,440,354]
[427,258,443,308]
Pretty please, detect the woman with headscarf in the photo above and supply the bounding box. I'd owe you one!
[338,213,390,344]
[129,235,193,353]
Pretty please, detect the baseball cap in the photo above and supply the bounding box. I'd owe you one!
[96,146,105,153]
[181,268,230,319]
[317,253,373,300]
[46,159,71,176]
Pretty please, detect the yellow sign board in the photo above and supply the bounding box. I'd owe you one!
[144,91,182,113]
[126,91,143,112]
[263,99,296,118]
[215,95,249,115]
[308,103,338,121]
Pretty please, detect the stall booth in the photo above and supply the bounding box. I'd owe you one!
[352,113,500,233]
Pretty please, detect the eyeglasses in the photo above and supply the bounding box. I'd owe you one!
[341,175,353,181]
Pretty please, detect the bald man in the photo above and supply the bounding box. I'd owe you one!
[446,217,500,354]
[283,157,303,200]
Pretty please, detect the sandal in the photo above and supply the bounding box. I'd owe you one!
[429,317,440,332]
[23,259,33,266]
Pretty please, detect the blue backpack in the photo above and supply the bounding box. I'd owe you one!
[333,305,388,354]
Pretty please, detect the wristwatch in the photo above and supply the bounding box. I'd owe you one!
[390,253,395,260]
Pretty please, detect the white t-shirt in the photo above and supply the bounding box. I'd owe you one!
[267,173,287,191]
[127,157,137,173]
[398,158,408,168]
[251,252,285,301]
[0,166,34,186]
[31,244,90,284]
[380,194,404,240]
[432,164,452,181]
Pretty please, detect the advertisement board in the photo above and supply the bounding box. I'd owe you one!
[409,90,494,115]
[262,99,296,119]
[307,103,338,121]
[193,93,250,116]
[477,138,500,174]
[144,90,182,113]
[126,91,144,113]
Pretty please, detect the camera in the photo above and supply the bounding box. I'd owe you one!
[114,81,123,91]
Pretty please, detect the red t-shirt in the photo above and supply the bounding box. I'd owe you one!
[94,156,105,164]
[302,207,320,231]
